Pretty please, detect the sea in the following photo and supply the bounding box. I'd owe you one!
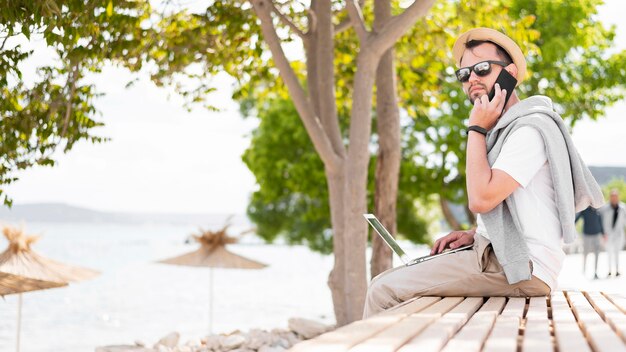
[0,222,351,352]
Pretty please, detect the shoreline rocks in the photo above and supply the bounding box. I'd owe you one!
[96,318,333,352]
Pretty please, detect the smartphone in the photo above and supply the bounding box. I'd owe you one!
[488,68,517,106]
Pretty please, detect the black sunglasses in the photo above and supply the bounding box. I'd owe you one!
[455,60,509,82]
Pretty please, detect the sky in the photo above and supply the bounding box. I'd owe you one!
[4,0,626,214]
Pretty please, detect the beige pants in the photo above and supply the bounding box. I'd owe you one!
[363,234,550,318]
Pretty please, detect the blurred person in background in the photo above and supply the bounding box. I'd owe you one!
[575,206,604,279]
[599,189,626,277]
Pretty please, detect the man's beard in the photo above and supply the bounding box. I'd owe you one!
[468,83,488,102]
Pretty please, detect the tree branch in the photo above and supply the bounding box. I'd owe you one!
[306,8,317,35]
[269,1,306,39]
[368,0,436,55]
[334,0,363,35]
[251,0,342,169]
[61,63,80,138]
[346,0,368,42]
[0,36,9,51]
[334,18,351,35]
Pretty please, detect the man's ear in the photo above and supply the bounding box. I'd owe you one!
[505,63,518,80]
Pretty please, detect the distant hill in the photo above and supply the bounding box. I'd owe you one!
[588,166,626,185]
[0,203,250,227]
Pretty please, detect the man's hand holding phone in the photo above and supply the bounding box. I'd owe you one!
[468,83,507,131]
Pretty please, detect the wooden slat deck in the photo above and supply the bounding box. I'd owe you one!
[289,291,626,352]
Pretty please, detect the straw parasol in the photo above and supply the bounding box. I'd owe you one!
[158,221,267,333]
[0,272,67,295]
[0,225,99,352]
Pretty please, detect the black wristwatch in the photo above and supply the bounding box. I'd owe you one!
[467,125,488,136]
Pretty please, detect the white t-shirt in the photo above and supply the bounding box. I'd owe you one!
[475,126,564,291]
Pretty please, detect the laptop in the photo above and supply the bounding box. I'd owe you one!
[363,213,473,266]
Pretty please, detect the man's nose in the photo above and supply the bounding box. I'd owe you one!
[468,71,480,83]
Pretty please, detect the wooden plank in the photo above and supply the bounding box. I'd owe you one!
[603,292,626,314]
[554,321,591,352]
[380,296,422,316]
[500,297,526,318]
[526,297,548,319]
[396,297,483,352]
[521,317,552,352]
[585,292,626,343]
[289,297,441,352]
[567,291,625,352]
[478,297,508,314]
[347,297,463,352]
[551,292,576,323]
[482,315,521,352]
[523,296,551,352]
[551,292,591,352]
[441,297,506,352]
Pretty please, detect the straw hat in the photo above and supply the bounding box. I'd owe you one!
[452,27,527,86]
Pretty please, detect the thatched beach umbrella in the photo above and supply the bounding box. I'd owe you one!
[0,225,99,352]
[0,272,67,296]
[158,223,267,333]
[0,272,67,352]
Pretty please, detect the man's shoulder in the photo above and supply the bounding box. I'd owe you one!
[501,125,544,149]
[510,95,557,117]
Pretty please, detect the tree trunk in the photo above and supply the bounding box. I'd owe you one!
[440,195,462,231]
[371,0,400,280]
[343,54,379,323]
[325,167,348,325]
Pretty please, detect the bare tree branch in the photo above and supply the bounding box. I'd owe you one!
[346,0,368,42]
[251,0,342,169]
[369,0,436,55]
[334,0,364,35]
[269,1,306,39]
[334,18,351,35]
[61,63,80,138]
[306,8,317,35]
[0,35,9,51]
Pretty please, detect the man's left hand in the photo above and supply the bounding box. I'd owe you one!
[468,83,507,130]
[431,230,475,255]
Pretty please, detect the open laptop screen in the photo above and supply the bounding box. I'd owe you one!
[363,214,410,264]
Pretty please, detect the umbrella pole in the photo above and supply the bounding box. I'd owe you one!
[209,267,213,335]
[16,293,22,352]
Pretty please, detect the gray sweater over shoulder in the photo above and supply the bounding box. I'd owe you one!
[481,95,604,284]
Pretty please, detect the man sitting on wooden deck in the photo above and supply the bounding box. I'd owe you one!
[364,28,605,317]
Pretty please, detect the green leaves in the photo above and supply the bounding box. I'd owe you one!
[106,0,113,17]
[0,0,152,206]
[513,0,625,126]
[140,1,272,111]
[242,98,333,253]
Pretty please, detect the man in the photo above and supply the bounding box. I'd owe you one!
[599,189,625,277]
[575,206,604,279]
[363,28,604,318]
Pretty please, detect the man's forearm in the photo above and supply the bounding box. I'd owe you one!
[466,131,493,212]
